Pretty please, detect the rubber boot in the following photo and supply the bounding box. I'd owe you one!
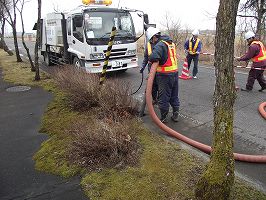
[258,86,265,92]
[160,109,168,123]
[171,107,179,122]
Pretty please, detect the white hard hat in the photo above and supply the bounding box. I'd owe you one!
[192,29,199,36]
[244,31,255,40]
[146,27,160,41]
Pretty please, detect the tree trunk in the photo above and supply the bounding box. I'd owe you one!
[255,0,265,39]
[0,19,4,49]
[12,27,22,62]
[195,0,240,199]
[19,2,35,71]
[34,0,41,80]
[10,1,22,62]
[0,19,13,55]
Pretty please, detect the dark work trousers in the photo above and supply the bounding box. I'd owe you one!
[246,66,266,90]
[156,72,180,112]
[152,76,158,101]
[186,54,199,77]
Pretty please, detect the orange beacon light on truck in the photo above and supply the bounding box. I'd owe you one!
[82,0,112,5]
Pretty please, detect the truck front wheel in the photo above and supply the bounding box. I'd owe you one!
[73,57,83,69]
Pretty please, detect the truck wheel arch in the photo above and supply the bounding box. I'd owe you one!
[73,57,84,69]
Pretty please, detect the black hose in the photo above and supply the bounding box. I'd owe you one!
[130,72,144,95]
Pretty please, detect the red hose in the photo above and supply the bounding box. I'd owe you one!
[258,102,266,119]
[146,62,266,163]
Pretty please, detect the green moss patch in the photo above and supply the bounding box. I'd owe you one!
[33,134,81,178]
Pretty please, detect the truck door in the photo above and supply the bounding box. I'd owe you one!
[67,15,86,64]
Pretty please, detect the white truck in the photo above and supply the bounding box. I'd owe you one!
[40,2,147,73]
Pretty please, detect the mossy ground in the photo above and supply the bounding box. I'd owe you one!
[1,50,266,199]
[81,123,202,200]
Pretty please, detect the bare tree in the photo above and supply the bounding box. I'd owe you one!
[34,0,41,80]
[238,0,266,39]
[160,12,183,47]
[195,0,240,199]
[235,18,248,56]
[17,0,34,71]
[0,0,22,62]
[182,24,191,41]
[0,6,13,55]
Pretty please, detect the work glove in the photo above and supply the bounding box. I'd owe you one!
[139,67,145,73]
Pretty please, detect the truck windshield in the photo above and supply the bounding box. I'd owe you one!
[84,11,135,39]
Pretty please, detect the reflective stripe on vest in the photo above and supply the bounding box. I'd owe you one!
[147,42,152,56]
[157,40,178,73]
[189,37,200,55]
[251,41,266,62]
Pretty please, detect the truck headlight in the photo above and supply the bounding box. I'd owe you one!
[90,53,105,60]
[126,50,136,56]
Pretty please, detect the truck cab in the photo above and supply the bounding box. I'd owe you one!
[41,4,145,73]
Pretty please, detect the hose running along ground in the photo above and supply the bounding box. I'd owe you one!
[258,102,266,120]
[146,62,266,163]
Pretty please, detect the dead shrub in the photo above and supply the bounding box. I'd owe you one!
[68,119,140,170]
[51,66,101,111]
[51,66,139,119]
[99,78,139,121]
[199,54,214,64]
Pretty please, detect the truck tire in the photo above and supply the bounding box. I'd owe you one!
[73,57,83,69]
[44,52,51,66]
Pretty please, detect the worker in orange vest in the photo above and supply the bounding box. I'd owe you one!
[236,31,266,92]
[147,27,180,123]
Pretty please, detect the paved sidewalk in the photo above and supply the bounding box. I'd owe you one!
[0,69,87,200]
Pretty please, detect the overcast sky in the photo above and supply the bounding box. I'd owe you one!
[12,0,222,33]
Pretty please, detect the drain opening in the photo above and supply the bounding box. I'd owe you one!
[6,86,31,92]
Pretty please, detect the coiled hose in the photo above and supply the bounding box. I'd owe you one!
[146,62,266,163]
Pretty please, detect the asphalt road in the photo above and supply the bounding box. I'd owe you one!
[0,69,87,199]
[4,38,266,193]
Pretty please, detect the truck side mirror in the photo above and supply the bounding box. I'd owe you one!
[143,14,149,25]
[73,15,83,28]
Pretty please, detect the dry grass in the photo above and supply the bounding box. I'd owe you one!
[98,78,139,121]
[51,66,101,110]
[51,66,139,120]
[50,66,141,171]
[68,119,140,171]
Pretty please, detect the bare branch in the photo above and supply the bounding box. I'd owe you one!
[237,14,258,18]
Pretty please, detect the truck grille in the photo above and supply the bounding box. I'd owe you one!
[103,48,127,58]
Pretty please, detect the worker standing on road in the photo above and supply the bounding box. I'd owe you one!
[147,28,180,123]
[184,29,202,79]
[236,31,266,92]
[140,27,159,104]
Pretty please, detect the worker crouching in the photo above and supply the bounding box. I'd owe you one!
[146,27,180,123]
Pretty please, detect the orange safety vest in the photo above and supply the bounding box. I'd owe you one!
[189,37,200,55]
[147,42,152,56]
[251,41,266,62]
[156,40,178,73]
